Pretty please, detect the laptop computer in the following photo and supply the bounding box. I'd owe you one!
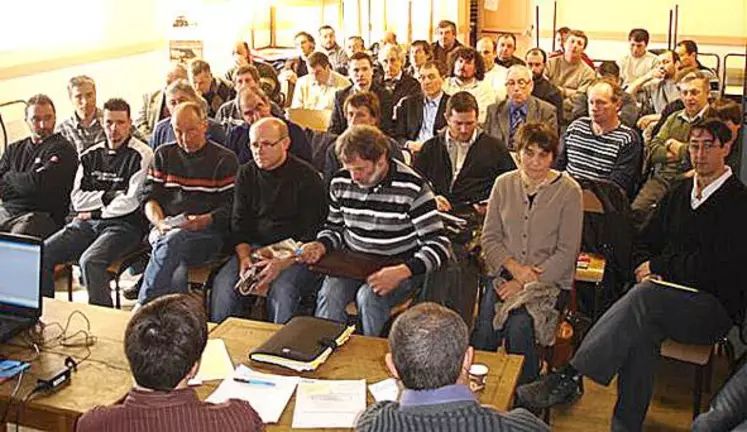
[0,233,43,343]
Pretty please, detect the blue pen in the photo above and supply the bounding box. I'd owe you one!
[233,377,276,387]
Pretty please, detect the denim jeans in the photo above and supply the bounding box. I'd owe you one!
[42,219,142,306]
[210,259,321,323]
[138,227,224,304]
[315,273,424,336]
[570,281,732,432]
[472,283,539,385]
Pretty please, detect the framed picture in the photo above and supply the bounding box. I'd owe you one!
[169,40,203,64]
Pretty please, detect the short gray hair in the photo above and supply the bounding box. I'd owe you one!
[165,79,200,101]
[67,75,96,95]
[172,101,206,122]
[388,303,469,390]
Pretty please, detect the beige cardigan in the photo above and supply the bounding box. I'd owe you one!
[481,170,583,291]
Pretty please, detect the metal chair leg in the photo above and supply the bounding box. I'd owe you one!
[67,265,73,302]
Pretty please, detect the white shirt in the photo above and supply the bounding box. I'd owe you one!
[618,52,658,86]
[291,70,351,110]
[483,65,508,102]
[691,167,732,210]
[445,128,478,181]
[442,77,497,124]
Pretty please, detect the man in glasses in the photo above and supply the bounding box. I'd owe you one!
[484,65,557,151]
[518,119,747,432]
[210,117,327,324]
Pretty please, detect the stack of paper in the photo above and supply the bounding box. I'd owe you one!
[207,365,300,423]
[193,339,234,383]
[291,378,366,428]
[368,378,400,402]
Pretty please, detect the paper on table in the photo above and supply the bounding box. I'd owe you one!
[207,365,299,423]
[194,339,234,382]
[368,378,400,402]
[292,378,366,429]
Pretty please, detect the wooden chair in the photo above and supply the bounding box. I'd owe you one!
[660,340,718,418]
[286,108,332,131]
[188,255,231,314]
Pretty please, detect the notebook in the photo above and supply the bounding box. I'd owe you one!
[249,316,355,372]
[0,233,43,343]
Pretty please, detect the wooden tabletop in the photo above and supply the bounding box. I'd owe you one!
[198,317,524,431]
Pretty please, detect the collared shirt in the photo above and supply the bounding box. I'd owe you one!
[483,65,508,101]
[416,92,444,143]
[320,44,349,70]
[399,384,476,407]
[56,108,106,154]
[642,78,679,114]
[678,105,709,124]
[291,69,351,110]
[692,167,732,209]
[382,70,404,92]
[442,78,496,123]
[445,128,478,181]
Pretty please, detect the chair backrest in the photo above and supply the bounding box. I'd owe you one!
[287,108,332,132]
[582,188,605,214]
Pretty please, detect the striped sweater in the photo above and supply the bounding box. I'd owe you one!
[318,159,451,276]
[140,141,239,231]
[557,117,641,196]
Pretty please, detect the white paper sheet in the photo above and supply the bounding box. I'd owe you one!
[292,378,367,428]
[368,378,400,402]
[194,339,234,382]
[207,365,300,423]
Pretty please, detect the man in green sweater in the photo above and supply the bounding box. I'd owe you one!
[356,302,547,431]
[632,71,710,218]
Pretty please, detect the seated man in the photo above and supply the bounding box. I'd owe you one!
[631,71,710,215]
[556,79,642,197]
[149,79,227,149]
[442,47,496,124]
[290,52,350,111]
[318,25,349,71]
[405,40,431,79]
[328,52,394,135]
[216,64,284,128]
[495,33,526,69]
[297,125,451,336]
[485,65,558,150]
[394,61,450,153]
[211,117,327,324]
[628,49,681,132]
[280,31,315,86]
[675,40,720,99]
[617,28,658,87]
[227,87,312,165]
[356,302,548,431]
[570,61,639,129]
[56,75,105,154]
[415,91,515,211]
[710,98,743,172]
[431,20,463,78]
[138,102,239,305]
[224,40,280,99]
[322,92,405,184]
[189,59,236,118]
[336,35,365,76]
[546,30,596,119]
[476,36,508,101]
[377,43,421,108]
[76,293,263,431]
[0,94,78,238]
[518,119,747,432]
[525,48,564,125]
[548,28,595,69]
[42,99,153,305]
[134,63,188,140]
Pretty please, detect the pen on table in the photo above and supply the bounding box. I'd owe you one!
[233,377,276,386]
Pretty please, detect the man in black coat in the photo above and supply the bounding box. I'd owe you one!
[377,43,421,108]
[394,62,449,153]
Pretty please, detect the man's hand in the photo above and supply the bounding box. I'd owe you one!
[405,141,424,153]
[636,114,660,131]
[296,241,327,264]
[634,261,651,283]
[252,258,293,295]
[238,255,254,276]
[74,212,92,221]
[180,214,212,232]
[435,195,452,212]
[496,279,523,301]
[367,264,412,296]
[665,139,685,162]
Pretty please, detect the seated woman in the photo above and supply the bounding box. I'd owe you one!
[471,122,583,385]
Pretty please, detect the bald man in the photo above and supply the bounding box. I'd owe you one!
[210,117,327,324]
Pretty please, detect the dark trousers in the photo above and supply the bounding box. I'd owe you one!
[0,207,58,239]
[692,361,747,431]
[571,281,733,432]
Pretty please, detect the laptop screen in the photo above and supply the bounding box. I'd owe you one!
[0,235,41,310]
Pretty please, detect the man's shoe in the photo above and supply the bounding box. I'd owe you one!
[516,370,584,409]
[122,276,142,301]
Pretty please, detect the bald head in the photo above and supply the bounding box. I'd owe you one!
[249,117,290,170]
[476,37,497,70]
[172,101,207,153]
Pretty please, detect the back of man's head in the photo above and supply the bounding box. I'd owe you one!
[125,294,207,391]
[388,303,469,390]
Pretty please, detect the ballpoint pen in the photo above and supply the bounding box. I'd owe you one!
[233,377,276,386]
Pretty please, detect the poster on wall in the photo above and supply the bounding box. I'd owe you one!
[485,0,499,11]
[169,40,203,63]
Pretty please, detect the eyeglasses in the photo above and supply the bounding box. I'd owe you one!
[506,79,531,88]
[250,137,286,150]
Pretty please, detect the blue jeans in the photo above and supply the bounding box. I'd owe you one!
[693,360,747,431]
[315,274,424,336]
[138,228,224,304]
[42,219,142,306]
[472,283,539,385]
[210,259,321,323]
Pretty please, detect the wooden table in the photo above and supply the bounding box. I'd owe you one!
[198,317,524,431]
[0,299,216,431]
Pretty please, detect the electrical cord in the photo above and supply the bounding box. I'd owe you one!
[0,368,26,424]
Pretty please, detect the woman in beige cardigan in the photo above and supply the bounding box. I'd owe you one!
[472,122,583,384]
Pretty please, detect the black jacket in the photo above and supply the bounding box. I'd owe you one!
[413,131,516,209]
[328,84,394,136]
[394,93,449,145]
[532,76,564,125]
[380,73,422,108]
